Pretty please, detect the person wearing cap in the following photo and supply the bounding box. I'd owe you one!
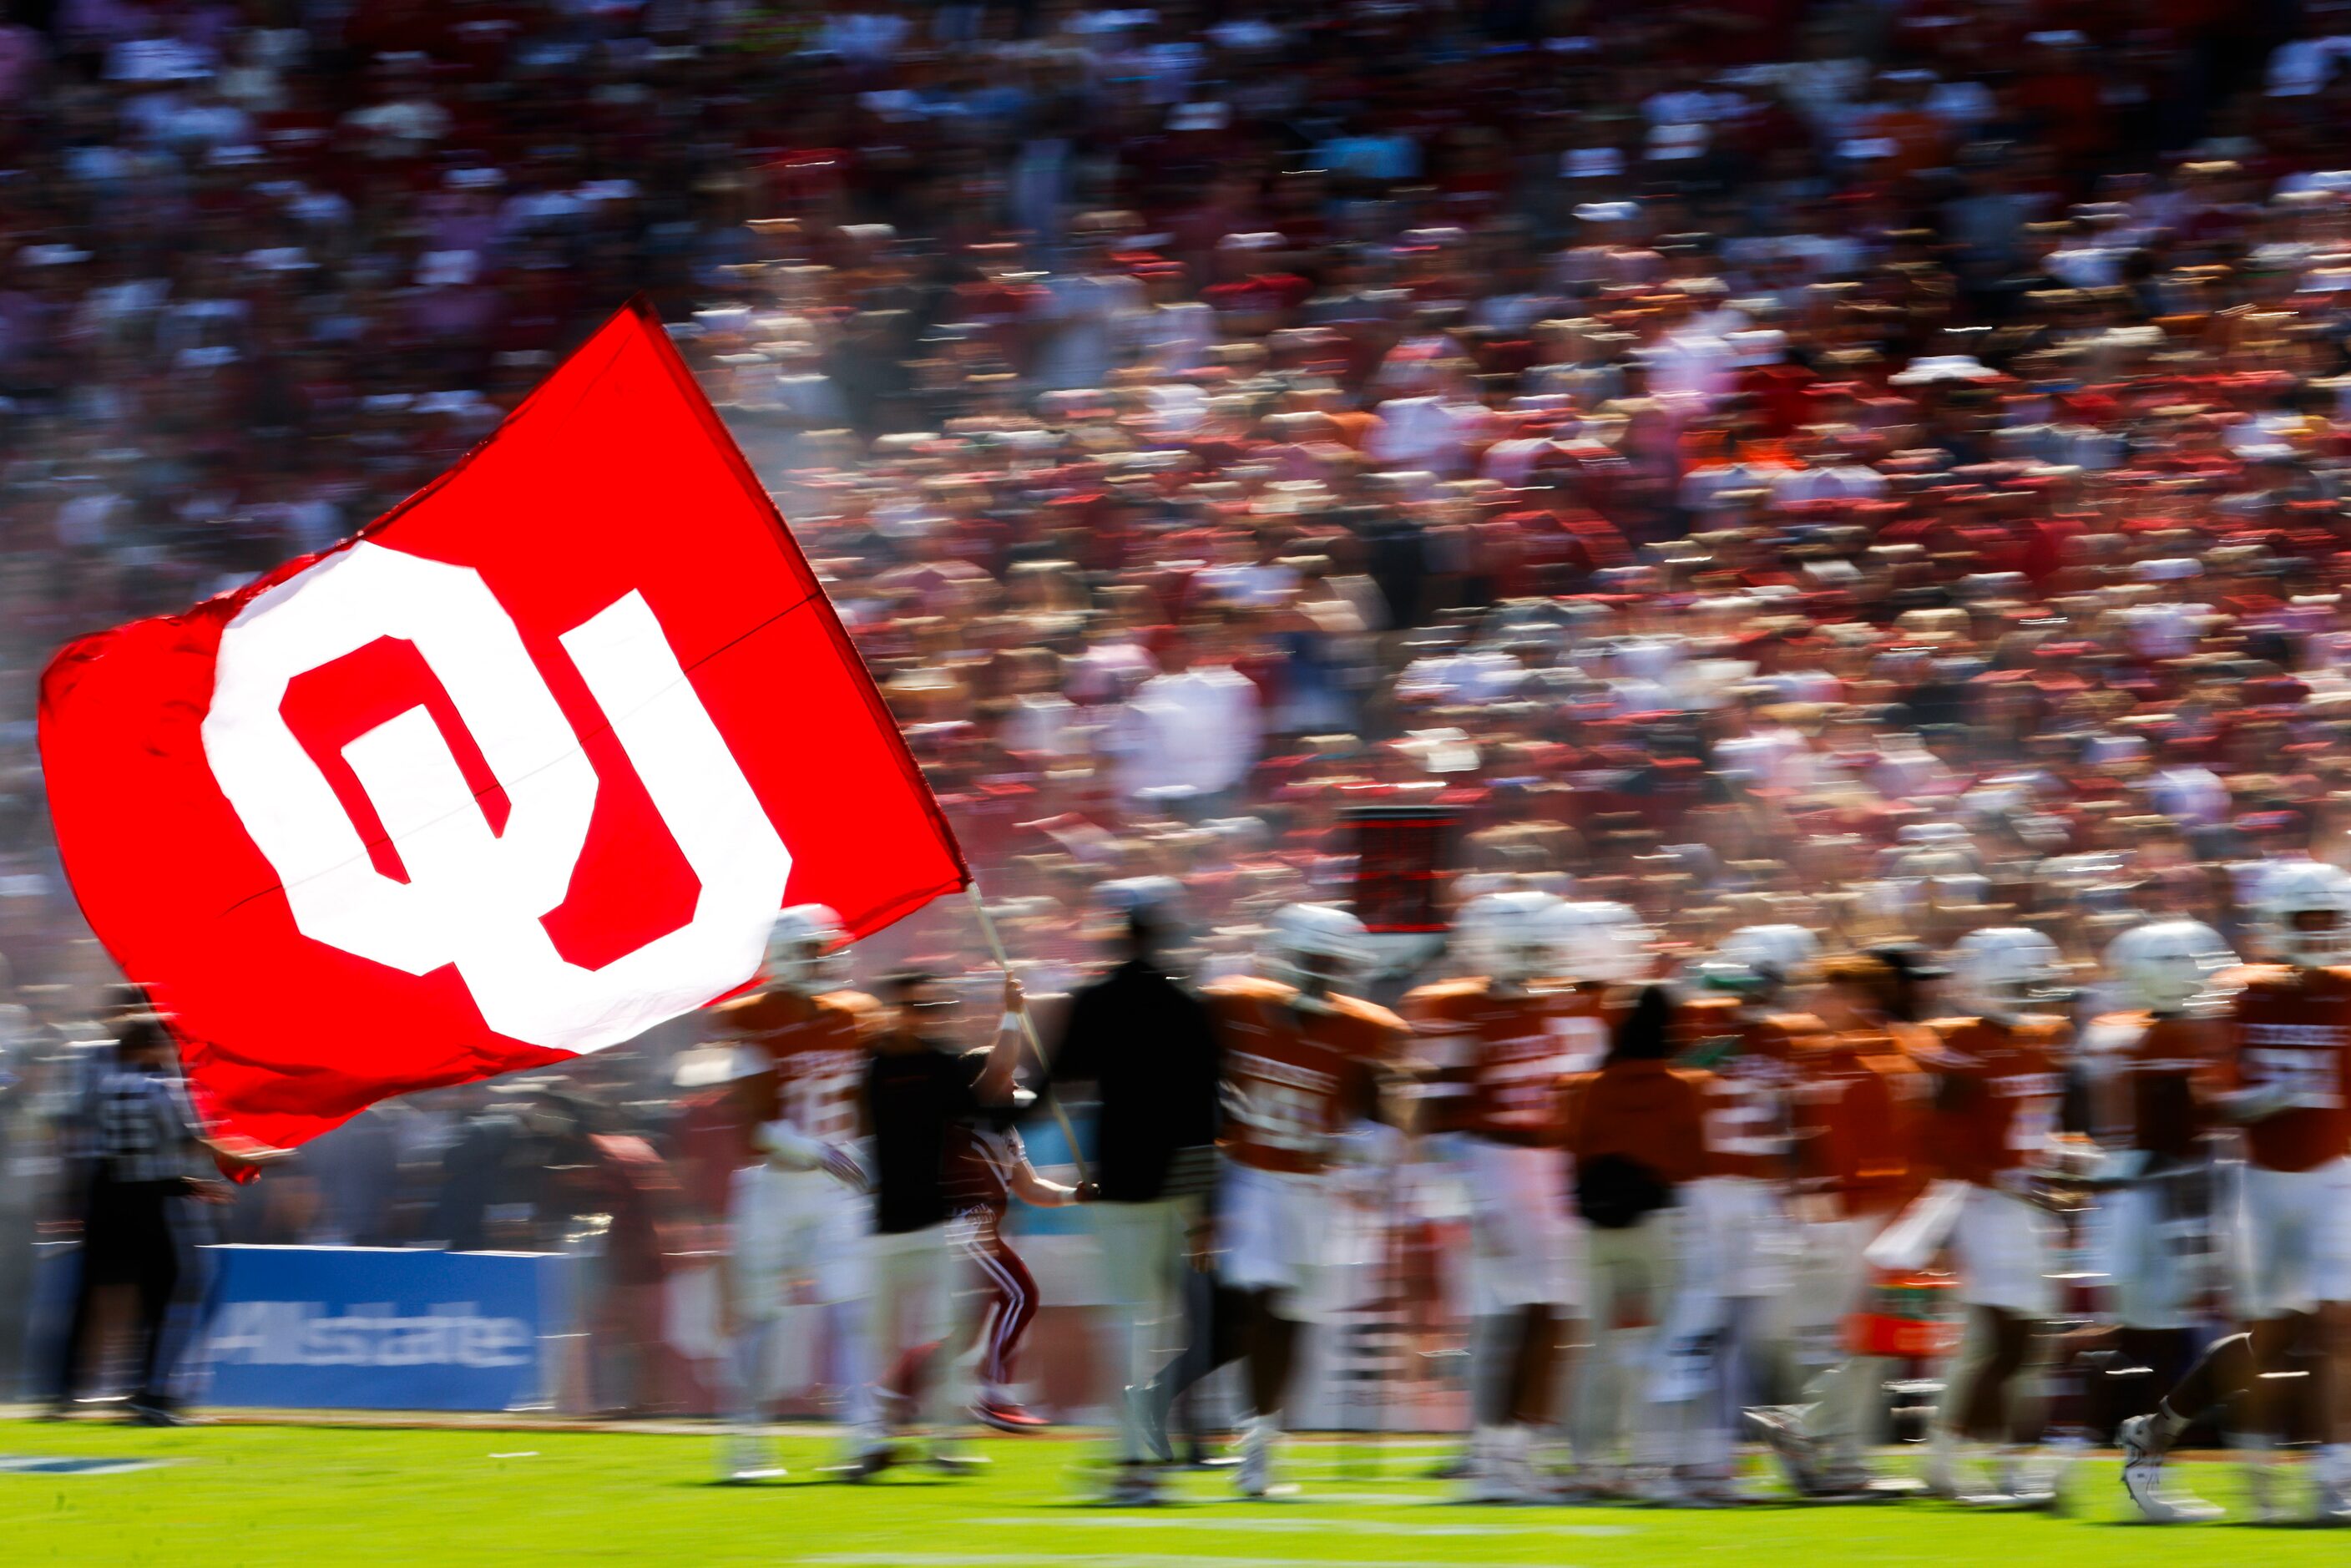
[1044,878,1222,1504]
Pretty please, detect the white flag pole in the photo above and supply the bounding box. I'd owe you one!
[965,880,1090,1186]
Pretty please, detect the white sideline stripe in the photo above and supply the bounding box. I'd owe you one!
[980,1516,1631,1537]
[811,1556,1535,1568]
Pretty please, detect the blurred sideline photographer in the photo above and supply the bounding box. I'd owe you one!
[50,1011,283,1423]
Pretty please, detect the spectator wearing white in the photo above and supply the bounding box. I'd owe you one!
[1111,631,1260,814]
[1034,214,1145,392]
[2149,765,2232,830]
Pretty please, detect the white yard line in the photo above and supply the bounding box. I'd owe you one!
[979,1515,1631,1537]
[810,1556,1535,1568]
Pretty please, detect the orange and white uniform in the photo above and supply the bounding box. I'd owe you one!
[1206,976,1407,1312]
[1784,1029,1931,1468]
[2081,1009,2225,1330]
[2224,965,2351,1318]
[711,987,883,1309]
[1405,979,1610,1312]
[717,989,880,1148]
[1912,1014,2070,1316]
[1679,997,1825,1300]
[1795,1029,1929,1223]
[1409,979,1613,1144]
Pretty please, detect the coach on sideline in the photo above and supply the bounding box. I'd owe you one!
[1044,877,1222,1505]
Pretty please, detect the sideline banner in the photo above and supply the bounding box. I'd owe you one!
[196,1246,573,1412]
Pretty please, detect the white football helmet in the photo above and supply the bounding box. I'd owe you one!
[761,904,850,993]
[2255,860,2351,969]
[1545,899,1651,984]
[1710,923,1822,1001]
[1456,889,1563,987]
[1949,927,2072,1025]
[1261,903,1370,1002]
[2104,919,2234,1016]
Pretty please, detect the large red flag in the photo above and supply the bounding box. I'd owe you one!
[39,300,968,1148]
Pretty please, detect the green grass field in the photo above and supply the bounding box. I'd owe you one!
[2,1420,2342,1565]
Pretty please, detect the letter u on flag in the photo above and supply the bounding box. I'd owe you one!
[39,300,968,1148]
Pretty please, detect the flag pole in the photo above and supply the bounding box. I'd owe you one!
[965,880,1090,1186]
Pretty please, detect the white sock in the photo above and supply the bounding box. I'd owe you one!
[2321,1443,2351,1487]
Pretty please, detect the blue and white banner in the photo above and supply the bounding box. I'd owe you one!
[195,1247,573,1411]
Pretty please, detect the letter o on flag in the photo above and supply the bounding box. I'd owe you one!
[202,540,791,1053]
[38,301,969,1149]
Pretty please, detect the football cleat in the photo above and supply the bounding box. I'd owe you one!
[1922,1434,1963,1501]
[718,1434,786,1484]
[926,1446,988,1475]
[2118,1414,2220,1523]
[1990,1453,2056,1512]
[2313,1445,2351,1525]
[1687,1467,1757,1508]
[1747,1404,1822,1496]
[1236,1423,1273,1500]
[971,1398,1050,1433]
[842,1443,897,1484]
[1128,1384,1175,1466]
[1428,1447,1475,1480]
[1461,1444,1545,1503]
[1559,1462,1631,1501]
[1103,1464,1165,1507]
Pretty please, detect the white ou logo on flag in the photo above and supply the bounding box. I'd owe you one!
[201,541,791,1052]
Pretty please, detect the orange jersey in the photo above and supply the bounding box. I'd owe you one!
[1205,976,1405,1175]
[1403,979,1612,1145]
[2081,1009,2223,1164]
[1912,1015,2070,1188]
[1561,1060,1718,1187]
[710,988,882,1146]
[2231,964,2351,1173]
[1793,1030,1927,1215]
[1676,998,1826,1180]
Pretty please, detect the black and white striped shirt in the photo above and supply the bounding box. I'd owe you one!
[93,1064,203,1185]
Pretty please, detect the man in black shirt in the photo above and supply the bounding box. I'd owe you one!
[856,971,1019,1474]
[1045,878,1222,1503]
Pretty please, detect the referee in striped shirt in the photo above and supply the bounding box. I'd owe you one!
[52,1011,281,1423]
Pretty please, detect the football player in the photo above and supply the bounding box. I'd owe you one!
[1914,927,2078,1506]
[1752,949,1933,1498]
[1405,889,1606,1501]
[708,905,882,1482]
[1205,903,1409,1498]
[2080,923,2232,1418]
[1664,924,1826,1501]
[2122,862,2351,1524]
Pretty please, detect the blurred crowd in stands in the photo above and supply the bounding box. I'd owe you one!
[13,0,2351,1402]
